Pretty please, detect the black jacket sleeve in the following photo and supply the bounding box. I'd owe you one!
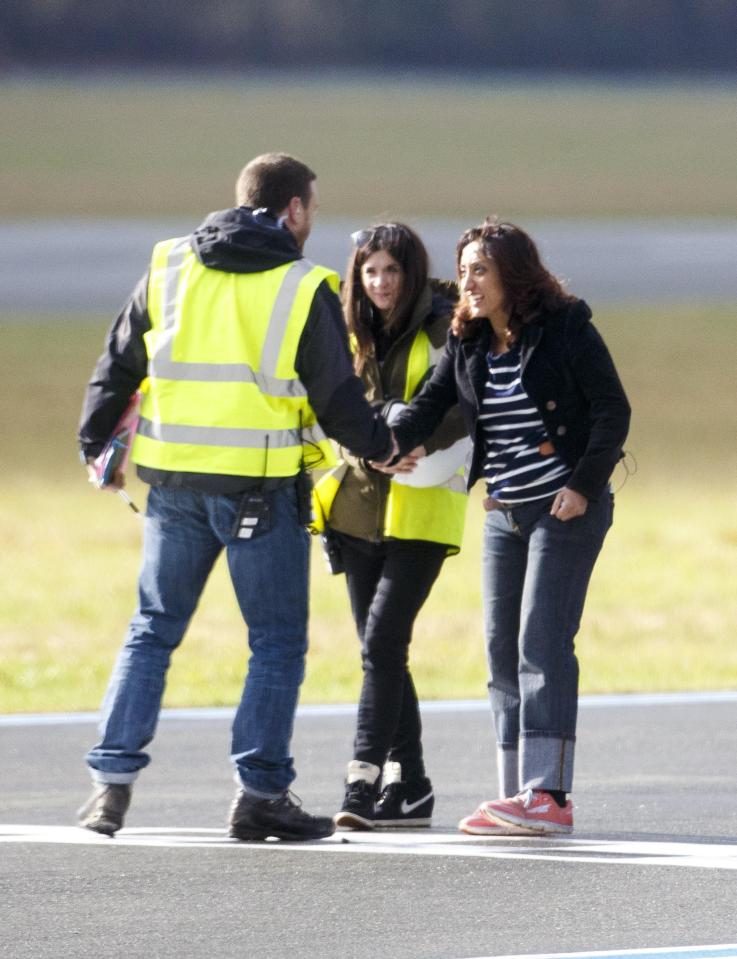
[390,334,461,455]
[78,273,151,459]
[296,281,393,462]
[564,319,631,499]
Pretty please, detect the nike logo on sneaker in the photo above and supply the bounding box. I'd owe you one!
[400,792,433,815]
[530,803,551,814]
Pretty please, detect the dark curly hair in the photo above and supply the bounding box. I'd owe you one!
[452,218,576,345]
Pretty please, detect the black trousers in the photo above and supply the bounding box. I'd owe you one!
[335,531,447,782]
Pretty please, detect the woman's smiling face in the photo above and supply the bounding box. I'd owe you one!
[360,249,404,318]
[458,240,507,320]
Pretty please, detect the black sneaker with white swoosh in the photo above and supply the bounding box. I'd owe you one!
[373,777,434,827]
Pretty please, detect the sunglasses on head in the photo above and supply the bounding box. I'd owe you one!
[350,223,411,247]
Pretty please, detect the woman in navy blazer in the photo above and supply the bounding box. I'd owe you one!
[387,219,630,835]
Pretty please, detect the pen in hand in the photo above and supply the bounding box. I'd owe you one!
[116,489,140,514]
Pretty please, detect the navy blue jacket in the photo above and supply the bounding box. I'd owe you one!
[392,299,631,501]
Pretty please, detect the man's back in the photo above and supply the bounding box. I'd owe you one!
[132,208,340,483]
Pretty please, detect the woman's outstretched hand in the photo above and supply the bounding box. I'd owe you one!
[370,445,426,474]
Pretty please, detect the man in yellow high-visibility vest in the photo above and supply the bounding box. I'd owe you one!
[77,153,395,841]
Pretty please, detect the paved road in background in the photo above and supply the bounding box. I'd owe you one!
[1,218,735,313]
[2,696,737,959]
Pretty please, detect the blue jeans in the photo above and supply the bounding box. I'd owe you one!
[86,484,310,797]
[481,492,613,796]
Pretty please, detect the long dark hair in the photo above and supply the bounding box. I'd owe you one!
[343,222,429,374]
[452,218,576,344]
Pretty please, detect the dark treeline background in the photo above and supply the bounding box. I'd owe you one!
[2,0,735,73]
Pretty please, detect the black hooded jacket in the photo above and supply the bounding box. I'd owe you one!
[78,207,392,494]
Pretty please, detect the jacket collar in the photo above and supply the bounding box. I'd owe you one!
[461,320,545,402]
[461,323,491,407]
[389,283,434,345]
[519,322,543,373]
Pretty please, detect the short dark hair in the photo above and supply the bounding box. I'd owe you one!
[235,153,316,213]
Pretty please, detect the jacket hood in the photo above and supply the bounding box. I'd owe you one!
[429,277,459,311]
[403,280,457,340]
[190,206,302,274]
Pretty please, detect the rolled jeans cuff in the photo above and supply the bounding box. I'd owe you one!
[496,746,519,799]
[90,769,138,785]
[232,772,283,801]
[520,734,575,793]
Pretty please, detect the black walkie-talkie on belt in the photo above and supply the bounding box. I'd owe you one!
[232,434,273,540]
[232,492,272,540]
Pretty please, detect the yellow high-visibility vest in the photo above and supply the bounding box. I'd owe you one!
[131,235,338,477]
[313,326,468,551]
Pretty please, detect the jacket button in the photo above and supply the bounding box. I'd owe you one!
[556,425,567,436]
[546,400,557,411]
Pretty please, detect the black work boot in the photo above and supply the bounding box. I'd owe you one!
[77,783,132,836]
[333,760,381,830]
[229,789,335,841]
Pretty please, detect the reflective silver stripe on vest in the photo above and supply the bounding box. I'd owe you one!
[138,417,298,448]
[259,258,313,377]
[138,417,329,450]
[162,236,191,338]
[303,422,330,447]
[148,241,312,398]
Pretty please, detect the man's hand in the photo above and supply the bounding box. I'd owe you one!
[371,445,426,475]
[550,487,588,521]
[369,430,399,469]
[85,459,125,491]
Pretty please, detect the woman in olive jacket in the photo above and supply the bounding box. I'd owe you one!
[387,219,631,836]
[325,223,469,830]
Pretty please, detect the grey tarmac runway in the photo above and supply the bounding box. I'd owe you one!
[1,218,736,314]
[2,696,737,959]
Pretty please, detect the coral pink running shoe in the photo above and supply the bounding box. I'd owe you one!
[458,804,534,836]
[481,789,573,834]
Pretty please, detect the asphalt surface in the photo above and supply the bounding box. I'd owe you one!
[1,218,736,314]
[2,698,737,959]
[3,202,736,959]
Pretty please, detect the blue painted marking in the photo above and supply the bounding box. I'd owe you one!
[577,949,737,959]
[470,947,737,959]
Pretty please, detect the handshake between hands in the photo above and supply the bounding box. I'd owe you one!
[368,429,588,523]
[368,429,426,475]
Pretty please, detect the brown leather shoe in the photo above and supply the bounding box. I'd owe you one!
[77,784,132,836]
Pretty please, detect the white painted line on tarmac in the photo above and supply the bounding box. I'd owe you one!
[455,946,737,959]
[3,825,737,870]
[3,690,737,727]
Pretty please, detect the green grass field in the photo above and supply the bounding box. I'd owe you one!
[1,76,735,712]
[1,77,735,218]
[1,305,735,714]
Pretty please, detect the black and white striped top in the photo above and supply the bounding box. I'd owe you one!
[481,345,571,505]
